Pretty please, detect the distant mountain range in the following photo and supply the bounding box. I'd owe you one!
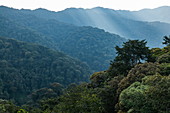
[0,6,170,72]
[0,5,169,106]
[0,6,126,72]
[15,6,170,48]
[126,6,170,23]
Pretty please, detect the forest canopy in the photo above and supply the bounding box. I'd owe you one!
[0,37,91,105]
[7,38,168,113]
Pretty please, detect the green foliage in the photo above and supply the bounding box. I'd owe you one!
[117,62,159,96]
[109,61,130,76]
[89,71,123,112]
[115,40,150,66]
[57,27,125,71]
[0,6,170,113]
[30,83,63,103]
[162,35,170,46]
[159,63,170,76]
[150,45,170,62]
[157,53,170,63]
[115,45,170,112]
[119,75,170,113]
[22,42,170,113]
[17,109,28,113]
[110,40,150,76]
[0,37,91,105]
[39,98,59,113]
[90,71,109,87]
[119,82,149,112]
[55,84,104,113]
[0,99,21,113]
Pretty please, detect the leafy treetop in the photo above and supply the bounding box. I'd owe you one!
[162,35,170,46]
[109,40,150,76]
[115,40,150,66]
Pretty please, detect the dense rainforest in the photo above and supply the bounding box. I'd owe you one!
[0,37,169,113]
[0,5,170,113]
[0,37,91,105]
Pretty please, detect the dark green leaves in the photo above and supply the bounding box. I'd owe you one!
[115,40,150,66]
[162,35,170,46]
[110,40,150,76]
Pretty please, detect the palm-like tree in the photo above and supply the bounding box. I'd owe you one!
[162,35,170,46]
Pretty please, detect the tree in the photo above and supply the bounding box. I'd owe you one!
[162,35,170,46]
[109,40,150,76]
[55,84,104,113]
[115,40,150,66]
[118,75,170,113]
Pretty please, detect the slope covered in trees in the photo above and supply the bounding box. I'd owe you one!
[0,6,169,113]
[0,15,56,50]
[0,6,126,72]
[16,39,169,113]
[0,37,169,113]
[0,37,91,105]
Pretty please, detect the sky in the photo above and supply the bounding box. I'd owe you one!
[0,0,170,11]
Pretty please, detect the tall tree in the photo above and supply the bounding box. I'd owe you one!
[115,40,150,66]
[162,35,170,46]
[110,40,150,75]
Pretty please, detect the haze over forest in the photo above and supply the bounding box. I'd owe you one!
[0,2,170,113]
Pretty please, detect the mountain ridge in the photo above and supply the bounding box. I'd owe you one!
[0,6,126,72]
[9,5,170,48]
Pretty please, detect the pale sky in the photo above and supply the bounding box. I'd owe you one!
[0,0,170,11]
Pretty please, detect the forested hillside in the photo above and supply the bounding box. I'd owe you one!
[0,5,169,113]
[0,6,126,72]
[1,38,169,113]
[0,37,91,105]
[0,15,56,49]
[39,40,170,113]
